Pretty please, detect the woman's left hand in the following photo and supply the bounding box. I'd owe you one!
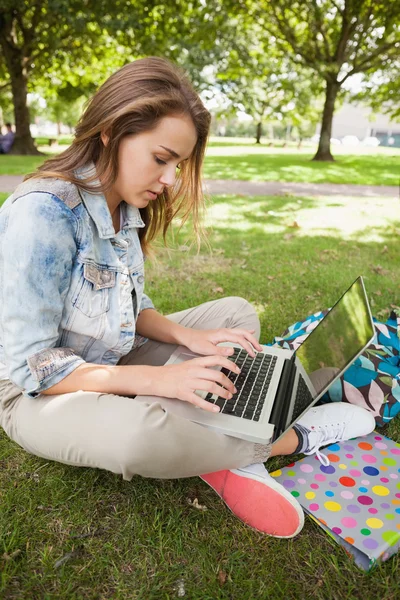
[181,327,263,358]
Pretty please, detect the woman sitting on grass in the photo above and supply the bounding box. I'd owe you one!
[0,57,375,538]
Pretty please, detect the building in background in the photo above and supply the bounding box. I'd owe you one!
[327,103,400,147]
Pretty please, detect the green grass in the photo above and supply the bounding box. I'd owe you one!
[1,192,400,598]
[1,147,399,185]
[0,155,48,176]
[203,150,400,186]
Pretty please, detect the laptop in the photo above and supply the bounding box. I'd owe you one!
[158,277,375,444]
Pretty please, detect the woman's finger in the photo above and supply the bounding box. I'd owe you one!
[190,378,234,401]
[218,333,257,357]
[223,328,263,352]
[190,368,237,394]
[193,355,241,372]
[184,392,221,412]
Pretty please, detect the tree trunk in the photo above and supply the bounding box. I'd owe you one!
[312,79,340,162]
[0,37,40,155]
[9,64,40,155]
[255,121,262,144]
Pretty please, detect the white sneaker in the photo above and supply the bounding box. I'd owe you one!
[296,402,376,466]
[200,462,304,538]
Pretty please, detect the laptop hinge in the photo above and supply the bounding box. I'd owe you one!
[270,354,296,442]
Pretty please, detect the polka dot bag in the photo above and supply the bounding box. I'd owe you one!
[271,431,400,570]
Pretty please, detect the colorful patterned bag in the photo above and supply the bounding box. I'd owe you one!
[269,310,400,426]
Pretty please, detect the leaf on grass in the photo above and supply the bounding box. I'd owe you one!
[372,264,389,276]
[70,528,108,540]
[175,578,186,597]
[377,308,390,320]
[2,549,21,562]
[288,220,300,228]
[218,570,227,585]
[212,287,224,294]
[373,290,382,296]
[54,546,84,569]
[381,245,388,254]
[187,497,207,511]
[267,276,275,281]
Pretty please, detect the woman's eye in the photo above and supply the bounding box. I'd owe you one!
[155,157,167,165]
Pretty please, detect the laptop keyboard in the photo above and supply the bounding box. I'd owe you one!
[204,348,277,421]
[292,374,314,422]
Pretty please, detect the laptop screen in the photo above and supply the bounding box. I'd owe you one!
[295,277,375,397]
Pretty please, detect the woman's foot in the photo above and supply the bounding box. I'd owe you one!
[200,462,304,538]
[294,402,376,465]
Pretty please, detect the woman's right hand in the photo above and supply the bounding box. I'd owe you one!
[151,356,241,412]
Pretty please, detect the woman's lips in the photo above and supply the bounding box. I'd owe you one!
[146,190,158,200]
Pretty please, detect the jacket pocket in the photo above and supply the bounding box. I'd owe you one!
[73,263,116,317]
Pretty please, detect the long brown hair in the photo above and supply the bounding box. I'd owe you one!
[28,57,211,256]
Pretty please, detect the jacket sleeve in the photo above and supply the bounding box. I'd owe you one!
[139,292,155,313]
[0,192,85,397]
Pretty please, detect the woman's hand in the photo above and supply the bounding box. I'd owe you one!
[181,327,263,359]
[152,355,242,412]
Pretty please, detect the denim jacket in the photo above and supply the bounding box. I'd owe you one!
[0,169,154,397]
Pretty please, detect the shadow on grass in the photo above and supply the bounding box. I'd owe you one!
[203,153,400,186]
[204,193,399,246]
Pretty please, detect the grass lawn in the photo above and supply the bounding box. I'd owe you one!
[0,146,399,186]
[0,155,46,176]
[1,191,399,599]
[202,149,400,186]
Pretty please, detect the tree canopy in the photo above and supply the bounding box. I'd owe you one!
[0,0,399,157]
[249,0,400,159]
[0,0,237,152]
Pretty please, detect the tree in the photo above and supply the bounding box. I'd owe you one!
[211,22,324,144]
[217,60,323,144]
[0,0,235,154]
[0,1,134,154]
[252,0,400,160]
[354,60,400,120]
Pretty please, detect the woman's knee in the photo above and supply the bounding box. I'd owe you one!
[223,296,260,337]
[114,403,187,479]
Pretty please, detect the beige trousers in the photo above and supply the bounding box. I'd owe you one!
[0,297,272,480]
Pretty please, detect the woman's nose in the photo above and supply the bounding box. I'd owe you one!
[159,166,176,187]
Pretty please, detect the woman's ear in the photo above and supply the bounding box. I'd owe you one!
[101,131,110,146]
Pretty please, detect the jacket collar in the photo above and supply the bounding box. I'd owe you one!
[76,163,145,239]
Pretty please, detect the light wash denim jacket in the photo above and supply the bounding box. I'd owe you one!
[0,168,154,397]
